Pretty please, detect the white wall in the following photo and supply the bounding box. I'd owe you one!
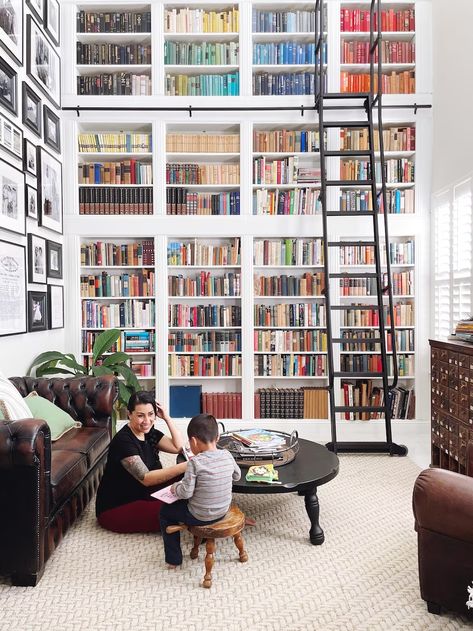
[1,327,66,378]
[432,1,473,190]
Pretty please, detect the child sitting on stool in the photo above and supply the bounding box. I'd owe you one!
[160,413,241,567]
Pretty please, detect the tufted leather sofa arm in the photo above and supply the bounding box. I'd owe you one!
[9,375,118,435]
[0,417,51,470]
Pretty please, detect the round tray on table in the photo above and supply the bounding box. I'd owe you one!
[217,428,299,467]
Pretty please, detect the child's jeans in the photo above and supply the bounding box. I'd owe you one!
[159,500,221,566]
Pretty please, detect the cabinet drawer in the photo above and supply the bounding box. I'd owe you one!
[458,365,470,383]
[458,423,468,440]
[439,348,448,363]
[459,439,468,466]
[439,372,448,388]
[459,379,469,395]
[431,347,439,362]
[448,418,458,435]
[458,399,469,422]
[448,352,459,366]
[459,353,470,368]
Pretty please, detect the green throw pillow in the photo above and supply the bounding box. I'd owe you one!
[24,392,81,441]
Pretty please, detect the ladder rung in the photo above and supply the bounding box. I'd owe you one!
[334,406,386,413]
[325,150,372,157]
[326,441,408,456]
[329,272,379,279]
[321,115,370,122]
[327,241,375,247]
[330,304,380,310]
[332,337,381,343]
[334,371,384,378]
[326,211,374,216]
[326,180,373,186]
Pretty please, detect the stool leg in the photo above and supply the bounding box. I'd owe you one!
[202,538,215,588]
[190,536,201,560]
[233,532,248,563]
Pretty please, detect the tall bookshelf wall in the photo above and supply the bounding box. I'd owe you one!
[63,0,432,443]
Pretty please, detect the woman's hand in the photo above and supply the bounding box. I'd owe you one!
[155,402,184,454]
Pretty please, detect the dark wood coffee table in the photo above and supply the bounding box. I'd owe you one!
[232,438,339,545]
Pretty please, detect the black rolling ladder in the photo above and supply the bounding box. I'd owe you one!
[314,0,407,456]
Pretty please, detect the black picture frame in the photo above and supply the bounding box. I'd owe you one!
[25,182,38,219]
[0,158,25,235]
[0,0,23,66]
[43,103,60,153]
[37,145,62,234]
[46,239,62,278]
[26,0,44,24]
[0,56,17,115]
[0,111,22,160]
[26,14,61,108]
[47,284,63,329]
[0,239,27,337]
[28,289,48,332]
[23,137,37,176]
[44,0,60,46]
[28,232,47,284]
[22,82,42,137]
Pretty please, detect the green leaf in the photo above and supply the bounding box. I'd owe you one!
[114,364,141,394]
[36,366,76,377]
[27,351,69,375]
[90,365,114,377]
[117,381,133,406]
[59,354,86,374]
[102,352,131,367]
[92,329,121,365]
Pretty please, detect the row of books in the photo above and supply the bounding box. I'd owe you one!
[342,303,414,327]
[164,8,239,34]
[254,387,328,419]
[338,242,415,266]
[82,299,155,328]
[164,41,239,66]
[202,392,242,419]
[339,270,414,297]
[77,74,152,96]
[340,71,415,94]
[166,189,240,215]
[252,72,317,96]
[340,329,415,353]
[253,188,321,216]
[340,381,415,420]
[253,129,320,153]
[254,329,327,353]
[252,42,318,66]
[130,360,154,377]
[254,238,324,267]
[339,189,415,214]
[79,187,153,215]
[78,161,152,185]
[253,156,320,185]
[168,331,241,353]
[168,272,241,297]
[76,43,152,66]
[254,354,326,377]
[167,240,240,266]
[166,163,240,185]
[340,9,415,33]
[78,133,152,153]
[165,72,239,96]
[80,240,154,267]
[166,133,239,153]
[169,304,241,328]
[81,329,155,353]
[76,11,151,33]
[252,10,315,34]
[254,272,324,297]
[341,41,415,65]
[340,126,415,152]
[80,271,155,298]
[386,241,415,265]
[340,158,415,184]
[340,354,414,377]
[168,354,242,377]
[254,303,325,328]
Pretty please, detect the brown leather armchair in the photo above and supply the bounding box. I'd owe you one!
[0,375,117,586]
[413,442,473,619]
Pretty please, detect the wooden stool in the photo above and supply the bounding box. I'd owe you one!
[166,503,248,588]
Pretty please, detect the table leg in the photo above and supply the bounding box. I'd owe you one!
[304,486,324,545]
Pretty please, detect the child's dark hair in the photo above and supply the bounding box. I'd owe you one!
[187,413,218,443]
[127,391,157,415]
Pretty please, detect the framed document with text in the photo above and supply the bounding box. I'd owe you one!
[0,240,27,337]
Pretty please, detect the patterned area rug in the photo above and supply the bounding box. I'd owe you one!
[0,454,470,631]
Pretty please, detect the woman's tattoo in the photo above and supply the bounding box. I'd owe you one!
[121,456,149,481]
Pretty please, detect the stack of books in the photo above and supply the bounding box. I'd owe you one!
[454,318,473,343]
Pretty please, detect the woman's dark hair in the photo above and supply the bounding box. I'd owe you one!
[187,413,218,444]
[127,391,157,415]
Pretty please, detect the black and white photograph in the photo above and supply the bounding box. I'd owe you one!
[43,103,60,153]
[0,56,17,114]
[0,111,22,159]
[25,182,38,219]
[26,0,43,24]
[37,146,62,233]
[23,137,37,176]
[0,158,25,235]
[0,239,26,337]
[27,15,60,108]
[47,284,63,329]
[44,0,59,46]
[28,289,47,332]
[46,238,62,278]
[0,0,23,65]
[28,233,47,284]
[22,81,41,137]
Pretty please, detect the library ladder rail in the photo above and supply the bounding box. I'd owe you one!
[315,0,407,456]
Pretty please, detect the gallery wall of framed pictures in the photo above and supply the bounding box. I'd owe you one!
[0,0,63,340]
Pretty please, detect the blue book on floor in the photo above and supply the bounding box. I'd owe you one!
[170,385,202,418]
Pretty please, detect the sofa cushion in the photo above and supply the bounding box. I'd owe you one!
[52,427,110,468]
[0,372,32,420]
[25,392,81,441]
[51,450,88,506]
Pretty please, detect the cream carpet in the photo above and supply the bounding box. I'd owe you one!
[0,454,470,631]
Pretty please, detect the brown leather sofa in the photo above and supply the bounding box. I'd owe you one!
[413,442,473,619]
[0,375,117,586]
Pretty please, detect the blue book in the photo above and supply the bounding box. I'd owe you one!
[170,385,202,418]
